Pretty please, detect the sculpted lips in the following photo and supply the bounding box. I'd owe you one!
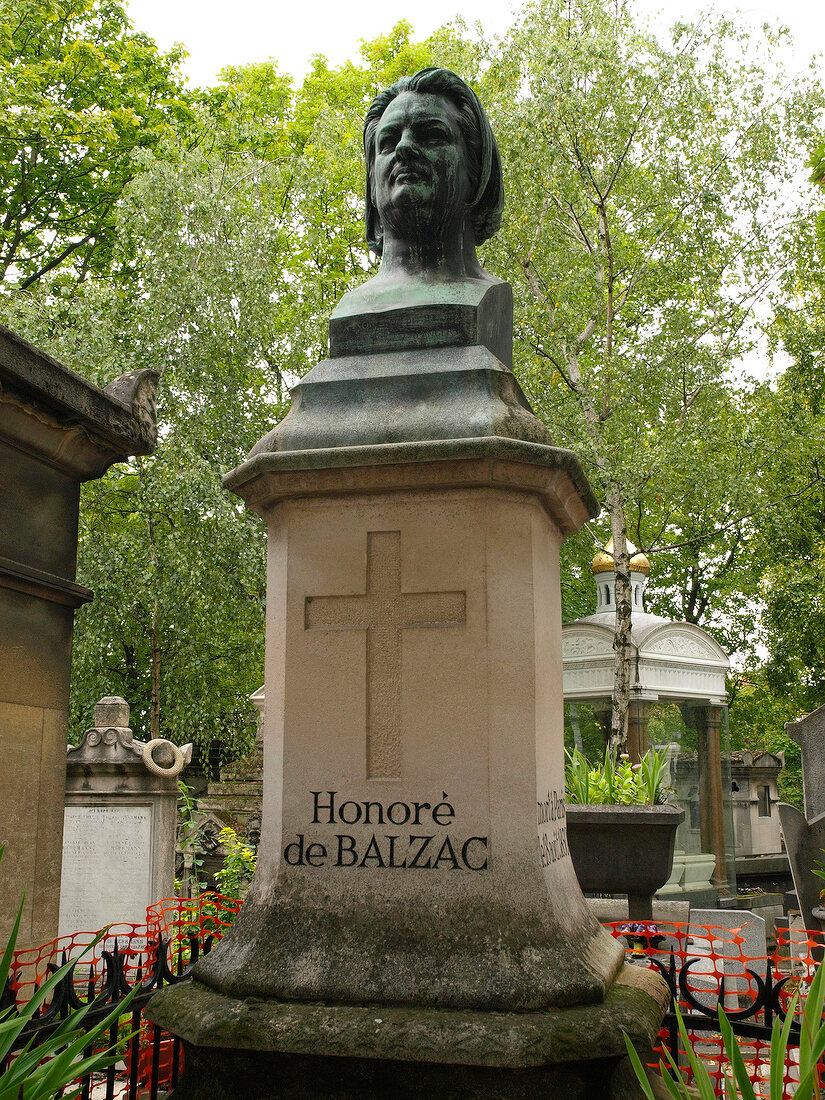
[391,164,427,184]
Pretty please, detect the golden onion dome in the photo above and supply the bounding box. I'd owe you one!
[591,537,651,577]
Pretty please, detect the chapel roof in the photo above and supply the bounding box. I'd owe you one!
[592,537,651,576]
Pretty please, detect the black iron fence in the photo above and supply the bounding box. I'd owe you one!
[2,932,214,1099]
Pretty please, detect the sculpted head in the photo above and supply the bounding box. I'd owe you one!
[363,68,504,263]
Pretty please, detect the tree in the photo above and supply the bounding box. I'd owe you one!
[2,23,448,763]
[0,0,190,288]
[757,197,825,719]
[3,146,288,760]
[6,6,819,771]
[476,0,822,750]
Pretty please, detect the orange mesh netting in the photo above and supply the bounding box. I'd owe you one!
[608,919,825,1099]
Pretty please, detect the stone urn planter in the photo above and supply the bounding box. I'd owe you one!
[566,803,685,920]
[812,906,825,932]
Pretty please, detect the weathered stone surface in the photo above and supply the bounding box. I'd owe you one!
[191,485,621,1010]
[786,705,825,820]
[225,437,599,536]
[94,695,131,727]
[778,803,825,931]
[0,324,157,478]
[0,327,157,947]
[149,963,669,1099]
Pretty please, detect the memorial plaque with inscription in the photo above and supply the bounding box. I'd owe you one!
[58,803,152,935]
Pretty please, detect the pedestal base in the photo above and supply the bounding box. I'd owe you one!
[147,964,669,1100]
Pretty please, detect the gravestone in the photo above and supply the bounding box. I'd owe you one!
[778,804,825,933]
[59,696,191,936]
[0,325,157,947]
[148,68,668,1098]
[786,705,825,819]
[688,909,767,1009]
[779,704,825,935]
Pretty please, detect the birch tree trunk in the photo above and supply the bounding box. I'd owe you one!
[606,492,632,756]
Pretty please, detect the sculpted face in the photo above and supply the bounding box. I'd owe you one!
[371,91,473,248]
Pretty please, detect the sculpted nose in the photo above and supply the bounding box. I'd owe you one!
[395,128,419,160]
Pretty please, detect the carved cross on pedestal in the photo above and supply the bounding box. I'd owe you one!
[305,530,466,779]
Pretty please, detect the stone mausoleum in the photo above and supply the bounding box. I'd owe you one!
[0,324,157,947]
[562,539,736,905]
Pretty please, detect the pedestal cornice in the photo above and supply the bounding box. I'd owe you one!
[224,436,599,537]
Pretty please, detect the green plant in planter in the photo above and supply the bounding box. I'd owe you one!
[0,846,136,1100]
[565,746,671,805]
[624,958,825,1099]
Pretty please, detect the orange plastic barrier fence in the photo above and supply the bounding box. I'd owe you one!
[5,893,241,1099]
[607,919,825,1099]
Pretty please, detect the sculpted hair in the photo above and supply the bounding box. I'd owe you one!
[363,67,504,255]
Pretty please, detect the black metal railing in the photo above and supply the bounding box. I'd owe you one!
[3,933,215,1100]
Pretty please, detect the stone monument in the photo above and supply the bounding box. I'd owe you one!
[786,705,825,820]
[148,68,668,1098]
[779,706,825,935]
[0,325,157,947]
[59,696,191,937]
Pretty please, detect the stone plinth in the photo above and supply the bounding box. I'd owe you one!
[149,435,667,1093]
[193,454,620,1010]
[59,696,191,935]
[0,325,157,947]
[151,964,669,1099]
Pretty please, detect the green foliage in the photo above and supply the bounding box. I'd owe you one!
[565,746,671,805]
[0,0,191,288]
[176,781,205,896]
[625,959,825,1098]
[477,0,822,738]
[0,846,136,1099]
[214,827,257,899]
[3,5,823,767]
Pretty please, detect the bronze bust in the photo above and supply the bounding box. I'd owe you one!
[335,69,505,322]
[364,67,504,279]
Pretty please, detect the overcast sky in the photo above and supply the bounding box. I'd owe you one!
[124,0,825,89]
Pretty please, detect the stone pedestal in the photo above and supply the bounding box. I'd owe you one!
[147,98,667,1089]
[149,437,667,1095]
[152,965,668,1099]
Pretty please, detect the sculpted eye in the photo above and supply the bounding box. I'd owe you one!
[378,130,399,153]
[422,124,450,142]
